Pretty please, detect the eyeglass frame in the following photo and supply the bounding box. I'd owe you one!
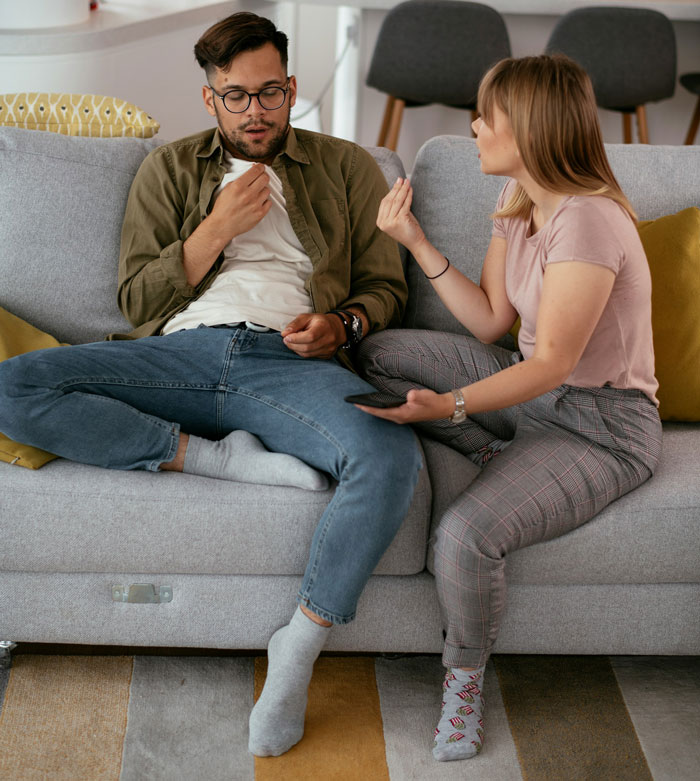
[208,78,292,114]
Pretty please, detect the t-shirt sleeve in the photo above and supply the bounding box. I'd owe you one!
[491,179,516,239]
[545,198,627,274]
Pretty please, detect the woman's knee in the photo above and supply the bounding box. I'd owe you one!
[433,503,504,570]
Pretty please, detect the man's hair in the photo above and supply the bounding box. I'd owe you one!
[194,12,288,79]
[478,54,636,221]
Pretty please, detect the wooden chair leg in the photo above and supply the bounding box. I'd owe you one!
[685,96,700,145]
[385,98,405,151]
[636,105,649,144]
[622,113,633,144]
[377,95,395,147]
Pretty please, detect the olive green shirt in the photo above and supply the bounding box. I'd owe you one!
[112,126,407,366]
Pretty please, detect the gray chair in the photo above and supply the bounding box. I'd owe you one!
[366,0,511,150]
[680,73,700,145]
[546,6,676,144]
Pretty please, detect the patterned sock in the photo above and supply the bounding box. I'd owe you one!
[248,607,331,756]
[183,430,329,490]
[466,438,510,467]
[432,665,486,761]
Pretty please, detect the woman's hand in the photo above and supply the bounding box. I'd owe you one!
[354,388,455,424]
[377,178,426,252]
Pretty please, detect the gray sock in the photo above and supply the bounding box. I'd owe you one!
[182,430,329,490]
[467,438,510,467]
[432,665,486,761]
[248,606,331,756]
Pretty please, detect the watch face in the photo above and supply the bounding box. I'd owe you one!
[351,314,363,343]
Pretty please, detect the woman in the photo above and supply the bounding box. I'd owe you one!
[355,54,662,762]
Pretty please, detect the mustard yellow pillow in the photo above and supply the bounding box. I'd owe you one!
[0,93,159,138]
[638,207,700,422]
[0,307,67,469]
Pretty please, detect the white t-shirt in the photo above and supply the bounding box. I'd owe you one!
[162,155,314,334]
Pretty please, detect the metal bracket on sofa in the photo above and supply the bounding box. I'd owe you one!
[0,641,17,669]
[112,584,173,604]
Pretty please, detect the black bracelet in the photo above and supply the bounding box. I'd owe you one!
[425,257,450,280]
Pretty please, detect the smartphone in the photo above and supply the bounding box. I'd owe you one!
[344,391,407,408]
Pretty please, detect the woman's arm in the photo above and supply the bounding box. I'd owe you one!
[357,259,616,423]
[377,178,517,342]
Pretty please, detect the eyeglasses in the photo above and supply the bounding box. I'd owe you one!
[209,79,290,114]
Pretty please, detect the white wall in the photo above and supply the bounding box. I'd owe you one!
[1,4,698,172]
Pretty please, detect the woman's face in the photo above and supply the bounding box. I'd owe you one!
[472,105,522,178]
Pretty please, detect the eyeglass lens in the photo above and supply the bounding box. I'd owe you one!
[222,87,287,113]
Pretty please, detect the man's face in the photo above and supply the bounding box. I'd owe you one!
[203,42,297,165]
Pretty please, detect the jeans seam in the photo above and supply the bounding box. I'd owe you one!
[55,377,218,391]
[216,332,242,435]
[226,387,349,453]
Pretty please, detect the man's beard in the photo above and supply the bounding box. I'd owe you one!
[217,104,291,162]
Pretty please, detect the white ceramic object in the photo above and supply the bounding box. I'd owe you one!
[0,0,90,30]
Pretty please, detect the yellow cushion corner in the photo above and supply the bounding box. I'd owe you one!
[0,92,159,138]
[0,306,67,469]
[638,206,700,422]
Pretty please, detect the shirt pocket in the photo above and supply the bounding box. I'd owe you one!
[310,198,347,270]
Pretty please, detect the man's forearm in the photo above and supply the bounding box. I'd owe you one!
[182,216,228,288]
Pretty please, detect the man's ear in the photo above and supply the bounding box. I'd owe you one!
[288,75,298,110]
[202,85,217,117]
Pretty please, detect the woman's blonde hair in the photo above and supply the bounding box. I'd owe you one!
[478,54,636,221]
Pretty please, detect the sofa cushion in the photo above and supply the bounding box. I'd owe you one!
[0,306,68,468]
[638,207,700,421]
[0,126,160,345]
[0,439,432,577]
[0,93,160,138]
[421,426,700,586]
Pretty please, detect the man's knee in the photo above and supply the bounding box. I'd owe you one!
[0,356,32,438]
[347,416,422,491]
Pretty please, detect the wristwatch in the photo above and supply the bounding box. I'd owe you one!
[329,309,363,349]
[450,388,467,423]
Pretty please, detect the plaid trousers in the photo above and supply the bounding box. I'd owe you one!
[358,329,662,668]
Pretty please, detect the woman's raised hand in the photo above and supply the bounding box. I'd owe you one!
[377,177,426,252]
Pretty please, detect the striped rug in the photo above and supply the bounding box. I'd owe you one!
[0,653,698,780]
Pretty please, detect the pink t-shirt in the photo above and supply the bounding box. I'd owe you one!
[492,181,658,405]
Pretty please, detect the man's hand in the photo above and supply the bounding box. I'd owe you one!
[182,164,272,287]
[207,163,272,247]
[377,177,427,253]
[353,388,455,423]
[281,313,347,358]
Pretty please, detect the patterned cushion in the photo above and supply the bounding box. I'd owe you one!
[0,93,159,138]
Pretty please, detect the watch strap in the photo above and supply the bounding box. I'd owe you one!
[328,310,351,347]
[329,309,362,348]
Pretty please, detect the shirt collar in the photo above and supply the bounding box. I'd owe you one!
[195,126,310,166]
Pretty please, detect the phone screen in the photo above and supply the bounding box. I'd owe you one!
[344,391,407,408]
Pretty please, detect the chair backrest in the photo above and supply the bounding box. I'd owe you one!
[366,0,511,109]
[546,7,676,111]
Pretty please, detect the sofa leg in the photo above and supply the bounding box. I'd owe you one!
[0,641,17,669]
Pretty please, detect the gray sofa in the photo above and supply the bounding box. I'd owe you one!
[1,126,698,666]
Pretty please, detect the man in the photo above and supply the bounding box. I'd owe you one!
[0,12,421,757]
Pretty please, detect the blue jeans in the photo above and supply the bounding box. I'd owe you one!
[0,326,422,624]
